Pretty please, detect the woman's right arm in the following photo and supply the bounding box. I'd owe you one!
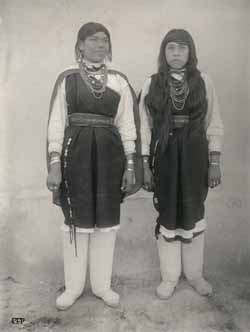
[139,77,152,156]
[47,78,67,192]
[139,78,154,191]
[48,78,67,157]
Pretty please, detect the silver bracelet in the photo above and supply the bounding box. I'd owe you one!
[50,157,60,165]
[210,162,220,166]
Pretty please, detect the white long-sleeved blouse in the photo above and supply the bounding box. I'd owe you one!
[139,72,224,155]
[48,68,137,155]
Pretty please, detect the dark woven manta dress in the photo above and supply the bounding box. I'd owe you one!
[47,68,142,243]
[60,72,125,230]
[147,71,209,242]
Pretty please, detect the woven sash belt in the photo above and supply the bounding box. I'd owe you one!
[172,115,190,128]
[68,113,114,127]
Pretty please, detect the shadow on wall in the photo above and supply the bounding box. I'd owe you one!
[2,187,250,286]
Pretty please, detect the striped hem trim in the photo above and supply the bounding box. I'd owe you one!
[159,219,206,240]
[61,224,120,233]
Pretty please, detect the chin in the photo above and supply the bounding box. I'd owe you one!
[170,63,184,70]
[91,59,103,63]
[93,55,106,63]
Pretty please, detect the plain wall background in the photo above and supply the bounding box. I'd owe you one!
[0,0,250,282]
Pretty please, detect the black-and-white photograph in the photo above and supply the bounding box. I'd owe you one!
[1,0,250,331]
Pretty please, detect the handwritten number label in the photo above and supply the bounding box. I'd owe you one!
[11,317,25,324]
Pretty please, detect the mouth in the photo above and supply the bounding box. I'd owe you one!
[171,59,181,63]
[95,50,106,55]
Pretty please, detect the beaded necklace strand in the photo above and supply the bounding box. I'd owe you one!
[169,69,189,111]
[79,62,108,99]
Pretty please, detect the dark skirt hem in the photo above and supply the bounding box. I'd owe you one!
[160,230,204,243]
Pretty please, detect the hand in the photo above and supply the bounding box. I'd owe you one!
[121,168,135,193]
[208,164,221,188]
[47,162,62,192]
[143,166,154,191]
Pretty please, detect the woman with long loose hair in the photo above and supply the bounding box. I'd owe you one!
[140,29,224,299]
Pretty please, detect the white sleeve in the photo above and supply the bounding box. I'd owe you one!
[47,78,67,155]
[114,79,136,155]
[202,73,224,152]
[139,77,152,155]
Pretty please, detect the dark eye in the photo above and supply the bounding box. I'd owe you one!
[180,44,188,50]
[102,38,109,44]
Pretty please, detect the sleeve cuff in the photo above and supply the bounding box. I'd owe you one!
[208,135,223,153]
[48,142,62,155]
[141,143,150,156]
[123,141,136,155]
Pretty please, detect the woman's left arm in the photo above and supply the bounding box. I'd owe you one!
[203,73,224,188]
[114,78,137,193]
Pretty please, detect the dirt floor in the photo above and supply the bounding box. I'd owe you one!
[1,269,250,332]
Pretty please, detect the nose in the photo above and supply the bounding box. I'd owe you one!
[97,40,106,49]
[173,47,180,56]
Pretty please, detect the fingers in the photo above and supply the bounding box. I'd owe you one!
[47,177,60,192]
[121,177,126,192]
[122,179,135,193]
[151,177,155,191]
[133,173,136,185]
[121,169,135,193]
[143,182,152,191]
[47,183,60,192]
[121,171,130,192]
[143,175,154,191]
[126,183,134,193]
[209,178,221,188]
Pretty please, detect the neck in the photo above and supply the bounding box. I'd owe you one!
[82,58,104,67]
[169,67,186,73]
[169,68,187,83]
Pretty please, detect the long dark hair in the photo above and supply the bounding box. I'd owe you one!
[145,29,206,153]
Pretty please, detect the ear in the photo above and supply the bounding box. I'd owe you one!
[107,52,112,62]
[78,40,85,52]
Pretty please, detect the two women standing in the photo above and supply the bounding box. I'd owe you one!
[47,23,223,309]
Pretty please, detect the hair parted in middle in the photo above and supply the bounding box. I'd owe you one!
[75,22,112,63]
[157,29,198,74]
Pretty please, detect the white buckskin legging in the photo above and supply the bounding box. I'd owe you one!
[56,228,119,310]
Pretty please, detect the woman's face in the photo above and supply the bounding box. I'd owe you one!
[79,31,110,63]
[165,42,189,69]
